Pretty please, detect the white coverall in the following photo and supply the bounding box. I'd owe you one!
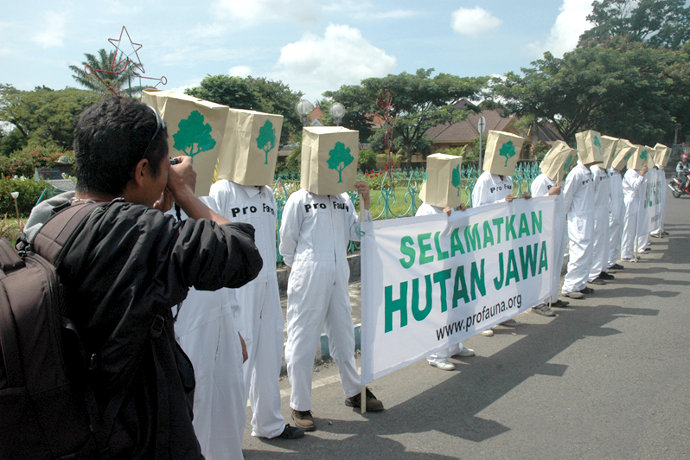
[416,203,468,364]
[607,168,625,267]
[210,180,286,439]
[471,171,513,207]
[588,165,610,281]
[650,166,667,236]
[621,169,645,260]
[635,173,650,252]
[560,162,595,295]
[530,174,567,303]
[173,196,246,460]
[279,189,370,411]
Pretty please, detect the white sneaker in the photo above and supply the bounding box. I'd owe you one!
[428,359,455,371]
[480,329,494,337]
[453,347,476,358]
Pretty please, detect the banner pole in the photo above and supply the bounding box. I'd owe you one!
[361,387,366,414]
[634,236,639,262]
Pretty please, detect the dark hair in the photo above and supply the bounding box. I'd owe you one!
[73,97,168,196]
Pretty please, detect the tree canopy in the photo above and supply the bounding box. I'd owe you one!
[579,0,690,49]
[0,84,100,153]
[324,68,485,165]
[68,48,145,96]
[185,75,302,146]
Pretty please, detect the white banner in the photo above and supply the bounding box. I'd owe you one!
[360,196,558,385]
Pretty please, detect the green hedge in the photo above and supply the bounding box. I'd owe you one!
[0,178,55,217]
[0,148,72,178]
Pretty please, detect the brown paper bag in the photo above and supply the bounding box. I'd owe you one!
[574,130,604,165]
[627,145,649,170]
[143,89,229,196]
[216,108,284,186]
[600,135,619,169]
[419,153,464,208]
[482,130,525,176]
[653,143,671,167]
[611,139,636,170]
[539,140,575,181]
[300,127,359,195]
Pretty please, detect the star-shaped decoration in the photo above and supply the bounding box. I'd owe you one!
[108,25,145,75]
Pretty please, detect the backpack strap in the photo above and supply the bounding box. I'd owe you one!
[32,202,102,266]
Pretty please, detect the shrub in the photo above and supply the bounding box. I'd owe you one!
[0,146,70,178]
[358,148,376,173]
[0,178,55,217]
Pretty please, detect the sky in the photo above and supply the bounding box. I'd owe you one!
[0,0,595,102]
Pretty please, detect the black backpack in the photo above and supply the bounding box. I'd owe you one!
[0,202,110,459]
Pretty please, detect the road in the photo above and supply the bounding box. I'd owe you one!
[242,190,690,459]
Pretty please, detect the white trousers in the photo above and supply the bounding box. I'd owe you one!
[285,260,360,411]
[561,213,594,294]
[588,205,609,280]
[238,278,286,439]
[427,342,464,364]
[176,290,245,460]
[608,198,624,267]
[621,198,638,260]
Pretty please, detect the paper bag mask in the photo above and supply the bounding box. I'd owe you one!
[216,108,284,185]
[627,145,649,170]
[419,153,464,208]
[574,130,604,165]
[539,140,576,182]
[600,135,619,169]
[482,130,524,176]
[611,139,636,170]
[653,143,670,167]
[143,89,228,196]
[300,126,359,195]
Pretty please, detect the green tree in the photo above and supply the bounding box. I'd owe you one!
[579,0,690,49]
[563,153,575,173]
[185,75,302,146]
[451,164,461,196]
[327,141,354,183]
[0,84,99,151]
[68,48,144,96]
[499,141,517,167]
[324,69,485,167]
[172,111,217,157]
[256,120,276,164]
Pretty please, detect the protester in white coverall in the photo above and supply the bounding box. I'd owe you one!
[173,196,247,460]
[621,165,648,260]
[416,203,476,370]
[560,161,595,299]
[650,163,667,238]
[529,173,568,315]
[607,165,625,270]
[210,180,304,441]
[587,164,612,284]
[279,182,383,433]
[471,170,529,334]
[635,169,650,253]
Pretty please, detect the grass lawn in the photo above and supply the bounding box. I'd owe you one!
[0,216,24,244]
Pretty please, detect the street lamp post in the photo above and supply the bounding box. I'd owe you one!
[10,191,19,220]
[329,102,345,126]
[296,99,314,126]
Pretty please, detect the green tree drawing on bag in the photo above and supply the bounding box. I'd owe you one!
[640,148,648,160]
[451,164,462,196]
[563,153,575,172]
[624,151,633,164]
[499,141,516,167]
[593,135,602,157]
[172,110,216,157]
[256,120,276,165]
[327,141,354,183]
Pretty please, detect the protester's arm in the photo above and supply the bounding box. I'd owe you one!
[278,193,301,268]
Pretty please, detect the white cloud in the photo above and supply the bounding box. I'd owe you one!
[32,12,67,48]
[212,0,321,26]
[532,0,593,56]
[271,24,396,100]
[324,1,417,20]
[228,65,252,77]
[451,7,502,37]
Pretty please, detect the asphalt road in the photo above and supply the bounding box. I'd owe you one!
[243,190,690,459]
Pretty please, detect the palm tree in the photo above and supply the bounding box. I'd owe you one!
[68,49,145,96]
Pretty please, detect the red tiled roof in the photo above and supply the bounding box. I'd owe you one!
[426,108,518,144]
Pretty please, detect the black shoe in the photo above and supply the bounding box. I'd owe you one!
[589,277,606,285]
[345,388,384,412]
[599,271,615,280]
[532,304,557,317]
[277,424,305,439]
[609,263,624,270]
[553,299,570,308]
[579,287,594,294]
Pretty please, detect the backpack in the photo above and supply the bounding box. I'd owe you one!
[0,202,107,459]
